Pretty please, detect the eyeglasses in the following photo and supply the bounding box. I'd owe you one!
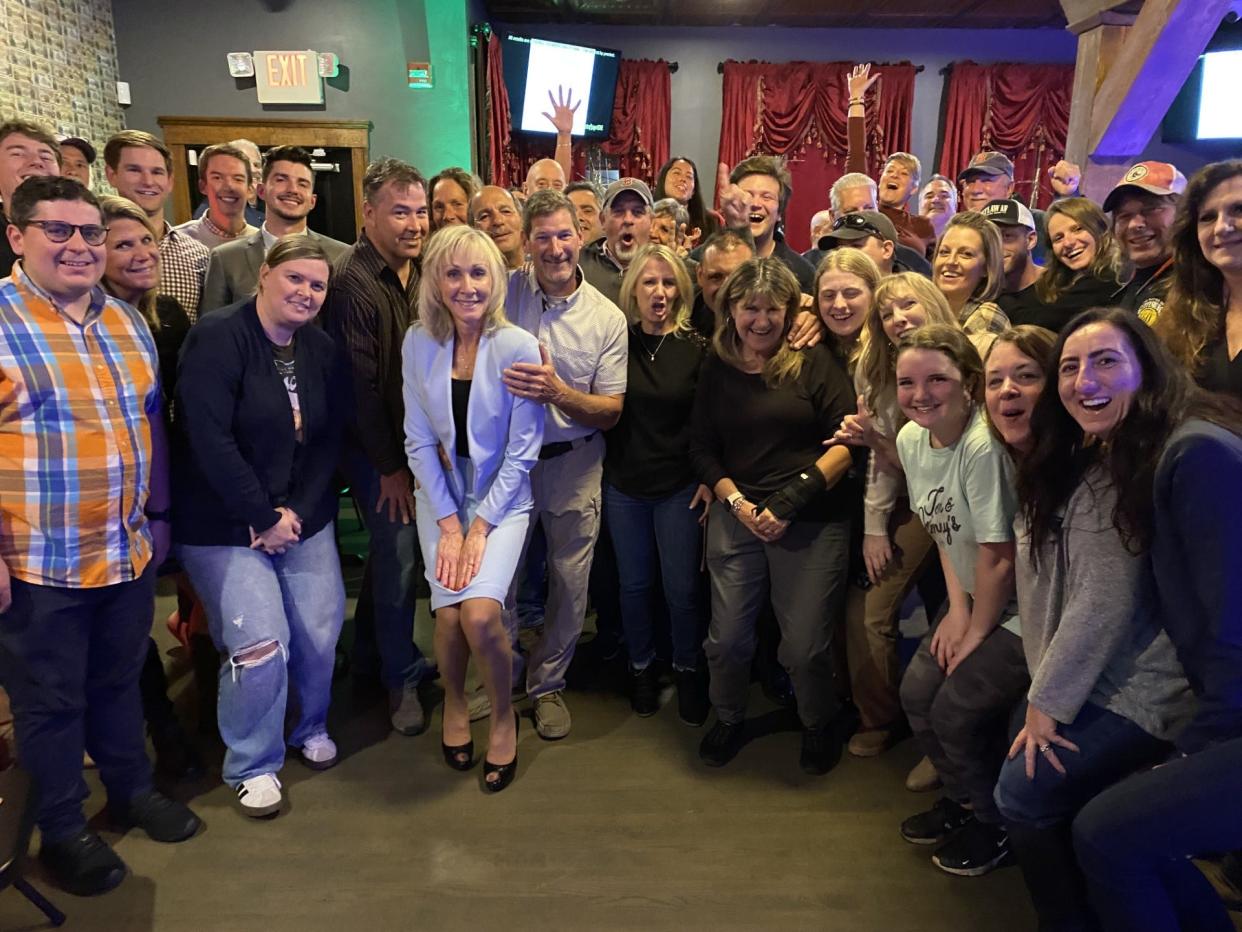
[24,220,109,246]
[831,214,882,237]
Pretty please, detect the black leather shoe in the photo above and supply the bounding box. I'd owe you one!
[442,738,476,771]
[39,831,127,897]
[699,719,745,767]
[675,668,710,727]
[111,789,201,842]
[483,711,519,793]
[630,664,660,717]
[799,725,843,775]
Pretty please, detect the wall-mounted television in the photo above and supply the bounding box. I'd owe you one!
[1163,20,1242,144]
[501,33,621,140]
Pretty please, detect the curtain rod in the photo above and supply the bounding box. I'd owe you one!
[716,61,926,74]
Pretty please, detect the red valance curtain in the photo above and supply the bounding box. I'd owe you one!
[717,60,916,253]
[936,62,1074,210]
[485,35,671,188]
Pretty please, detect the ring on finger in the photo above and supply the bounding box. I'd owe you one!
[1038,743,1052,753]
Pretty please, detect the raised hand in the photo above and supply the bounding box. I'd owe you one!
[542,85,581,136]
[848,63,880,101]
[1048,159,1082,198]
[715,162,750,228]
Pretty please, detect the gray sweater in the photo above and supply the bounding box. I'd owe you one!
[1015,468,1196,742]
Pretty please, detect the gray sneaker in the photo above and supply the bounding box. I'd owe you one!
[533,691,571,740]
[389,683,427,736]
[467,686,492,723]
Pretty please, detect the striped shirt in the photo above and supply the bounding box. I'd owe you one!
[0,264,160,588]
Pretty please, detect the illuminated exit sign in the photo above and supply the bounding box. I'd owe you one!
[407,61,433,89]
[256,50,324,104]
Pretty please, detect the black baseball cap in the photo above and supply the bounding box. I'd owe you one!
[819,210,898,250]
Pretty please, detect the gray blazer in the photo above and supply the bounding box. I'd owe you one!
[200,228,349,314]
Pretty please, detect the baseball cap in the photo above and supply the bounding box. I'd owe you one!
[601,177,654,211]
[958,151,1014,183]
[57,136,96,163]
[979,198,1035,232]
[1102,161,1188,213]
[820,210,898,250]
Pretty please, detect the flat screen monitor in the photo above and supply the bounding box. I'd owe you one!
[1164,47,1242,144]
[501,34,621,139]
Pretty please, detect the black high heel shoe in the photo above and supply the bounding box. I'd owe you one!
[483,711,520,793]
[442,721,476,771]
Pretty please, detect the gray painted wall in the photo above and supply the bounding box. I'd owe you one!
[112,0,441,163]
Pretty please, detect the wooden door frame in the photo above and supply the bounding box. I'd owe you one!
[156,116,371,230]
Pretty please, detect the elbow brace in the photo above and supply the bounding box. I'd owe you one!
[762,466,828,520]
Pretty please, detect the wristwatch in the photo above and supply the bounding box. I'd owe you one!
[726,492,747,513]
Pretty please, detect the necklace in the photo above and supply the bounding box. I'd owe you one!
[637,327,670,362]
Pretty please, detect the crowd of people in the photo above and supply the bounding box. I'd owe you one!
[0,56,1239,930]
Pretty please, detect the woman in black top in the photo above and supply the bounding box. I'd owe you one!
[690,257,861,773]
[1156,159,1242,399]
[1016,197,1121,332]
[174,238,349,819]
[604,245,712,724]
[100,195,202,780]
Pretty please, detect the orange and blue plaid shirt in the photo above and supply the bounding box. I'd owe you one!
[0,263,160,588]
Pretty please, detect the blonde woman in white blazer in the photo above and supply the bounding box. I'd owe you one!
[403,225,544,792]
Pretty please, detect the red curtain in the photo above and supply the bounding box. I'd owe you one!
[937,62,1074,210]
[717,60,916,253]
[485,35,671,188]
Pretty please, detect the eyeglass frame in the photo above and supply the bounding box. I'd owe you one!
[21,220,110,246]
[830,213,883,238]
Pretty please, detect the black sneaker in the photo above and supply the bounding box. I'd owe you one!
[698,719,745,767]
[110,789,202,843]
[630,664,661,717]
[151,723,207,782]
[932,818,1011,877]
[799,725,843,775]
[675,668,710,727]
[900,797,974,845]
[39,831,127,896]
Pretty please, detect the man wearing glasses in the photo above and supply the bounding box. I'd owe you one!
[0,176,201,897]
[813,211,932,278]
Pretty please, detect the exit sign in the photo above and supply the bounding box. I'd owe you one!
[256,50,323,104]
[407,61,433,89]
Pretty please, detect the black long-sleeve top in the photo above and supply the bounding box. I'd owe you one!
[605,326,709,499]
[690,343,862,523]
[320,231,417,475]
[173,298,349,547]
[1007,272,1120,333]
[1150,419,1242,753]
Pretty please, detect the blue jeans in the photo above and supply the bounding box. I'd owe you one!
[1073,736,1242,932]
[180,524,345,785]
[0,567,155,841]
[603,482,705,671]
[346,451,432,689]
[995,699,1170,932]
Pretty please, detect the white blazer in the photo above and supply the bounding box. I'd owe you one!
[402,321,544,525]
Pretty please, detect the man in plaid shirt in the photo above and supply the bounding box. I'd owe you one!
[0,176,201,897]
[103,130,210,321]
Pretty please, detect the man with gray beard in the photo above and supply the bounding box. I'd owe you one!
[579,177,652,309]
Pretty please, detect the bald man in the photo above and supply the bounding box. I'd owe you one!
[525,158,565,195]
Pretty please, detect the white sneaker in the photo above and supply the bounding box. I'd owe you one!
[300,733,338,770]
[236,773,283,818]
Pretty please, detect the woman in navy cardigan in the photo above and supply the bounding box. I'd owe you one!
[174,238,349,819]
[403,225,544,793]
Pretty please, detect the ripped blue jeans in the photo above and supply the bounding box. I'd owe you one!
[179,524,345,785]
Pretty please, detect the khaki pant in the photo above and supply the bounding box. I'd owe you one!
[843,505,938,731]
[504,436,603,699]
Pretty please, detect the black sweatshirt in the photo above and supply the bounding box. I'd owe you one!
[690,343,862,523]
[605,326,708,499]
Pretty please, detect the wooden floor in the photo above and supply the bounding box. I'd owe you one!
[0,586,1039,932]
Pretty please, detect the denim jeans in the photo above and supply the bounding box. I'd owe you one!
[603,481,706,671]
[0,567,155,841]
[995,699,1171,932]
[1073,736,1242,932]
[345,451,432,689]
[180,524,345,785]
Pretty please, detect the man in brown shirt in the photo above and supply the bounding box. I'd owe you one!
[844,64,936,257]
